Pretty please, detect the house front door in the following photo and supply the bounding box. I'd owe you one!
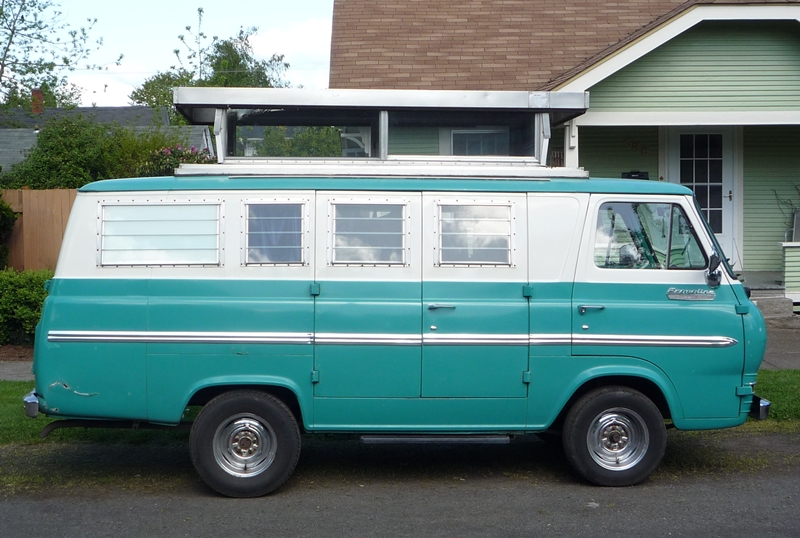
[667,128,735,265]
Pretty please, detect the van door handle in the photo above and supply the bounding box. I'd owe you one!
[578,305,605,315]
[428,304,456,310]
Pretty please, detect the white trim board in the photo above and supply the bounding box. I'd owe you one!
[574,111,800,127]
[557,5,800,92]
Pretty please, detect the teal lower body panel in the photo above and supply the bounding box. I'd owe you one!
[422,345,528,398]
[146,346,313,424]
[314,345,421,398]
[35,342,147,420]
[311,397,528,432]
[672,416,748,430]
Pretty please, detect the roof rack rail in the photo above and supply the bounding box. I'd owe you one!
[176,157,588,180]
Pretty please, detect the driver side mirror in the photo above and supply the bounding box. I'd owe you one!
[706,253,721,289]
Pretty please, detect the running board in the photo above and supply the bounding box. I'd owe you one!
[360,434,510,445]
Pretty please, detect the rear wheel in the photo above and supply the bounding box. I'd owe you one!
[563,386,666,486]
[190,390,300,497]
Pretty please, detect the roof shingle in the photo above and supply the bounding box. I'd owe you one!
[330,0,800,90]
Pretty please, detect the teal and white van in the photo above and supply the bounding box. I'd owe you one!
[24,160,768,497]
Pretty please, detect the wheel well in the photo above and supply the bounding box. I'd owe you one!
[187,385,305,432]
[549,376,672,431]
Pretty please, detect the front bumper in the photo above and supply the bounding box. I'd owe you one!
[749,395,771,420]
[23,390,39,418]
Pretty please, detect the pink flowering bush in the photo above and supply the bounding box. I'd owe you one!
[136,145,216,177]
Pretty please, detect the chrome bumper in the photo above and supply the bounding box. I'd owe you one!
[749,395,770,420]
[23,390,39,418]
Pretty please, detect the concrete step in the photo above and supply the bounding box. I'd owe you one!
[752,296,796,318]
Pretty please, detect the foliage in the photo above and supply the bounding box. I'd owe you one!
[171,8,288,88]
[202,28,288,88]
[255,126,342,157]
[0,0,119,106]
[0,269,52,344]
[0,200,18,268]
[0,114,189,189]
[3,81,82,111]
[173,7,216,83]
[129,8,289,123]
[136,145,216,177]
[128,69,194,125]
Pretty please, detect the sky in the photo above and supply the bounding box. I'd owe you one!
[61,0,334,106]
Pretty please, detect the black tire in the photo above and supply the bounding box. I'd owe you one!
[190,390,301,497]
[562,386,666,487]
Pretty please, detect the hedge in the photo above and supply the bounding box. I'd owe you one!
[0,269,53,345]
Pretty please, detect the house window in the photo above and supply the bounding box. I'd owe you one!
[331,203,406,265]
[680,134,723,233]
[452,130,509,156]
[245,203,305,265]
[100,204,220,266]
[594,202,706,270]
[438,204,513,265]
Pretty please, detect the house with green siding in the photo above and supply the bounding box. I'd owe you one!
[329,0,800,304]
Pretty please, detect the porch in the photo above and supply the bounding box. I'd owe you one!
[745,270,799,317]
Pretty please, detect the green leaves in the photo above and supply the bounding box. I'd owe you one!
[0,1,109,106]
[130,10,290,123]
[0,269,53,345]
[0,114,190,189]
[136,145,216,177]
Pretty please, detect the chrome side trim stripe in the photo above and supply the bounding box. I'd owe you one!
[48,331,314,345]
[529,334,571,345]
[572,334,738,348]
[315,333,422,346]
[49,331,737,348]
[424,334,529,346]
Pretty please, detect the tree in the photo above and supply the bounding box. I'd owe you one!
[3,80,82,110]
[203,28,288,88]
[0,0,116,106]
[129,8,289,120]
[128,69,194,124]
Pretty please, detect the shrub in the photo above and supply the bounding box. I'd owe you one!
[0,115,189,189]
[136,145,216,177]
[0,200,18,269]
[0,269,53,345]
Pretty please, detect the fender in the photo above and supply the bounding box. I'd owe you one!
[527,356,683,430]
[149,375,313,426]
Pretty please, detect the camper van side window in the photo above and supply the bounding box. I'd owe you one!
[331,203,405,265]
[438,204,513,265]
[245,203,304,265]
[100,204,220,266]
[594,202,706,270]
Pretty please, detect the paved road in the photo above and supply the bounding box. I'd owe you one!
[2,472,799,538]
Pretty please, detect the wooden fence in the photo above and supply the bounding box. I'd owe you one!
[1,189,77,271]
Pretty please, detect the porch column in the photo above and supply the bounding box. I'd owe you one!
[564,120,579,168]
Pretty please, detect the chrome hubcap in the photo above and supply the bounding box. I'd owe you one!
[587,408,649,471]
[213,413,277,477]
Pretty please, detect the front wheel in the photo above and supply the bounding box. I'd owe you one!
[563,386,666,486]
[190,390,301,497]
